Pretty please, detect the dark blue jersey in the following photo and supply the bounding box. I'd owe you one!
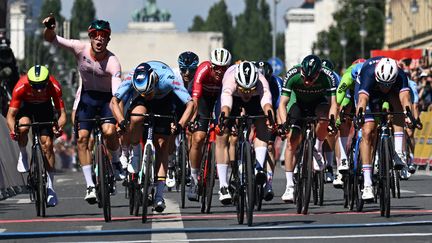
[268,75,283,109]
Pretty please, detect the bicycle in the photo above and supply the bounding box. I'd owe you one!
[195,116,216,214]
[78,115,115,222]
[292,115,335,215]
[224,111,272,226]
[129,112,174,223]
[18,121,56,217]
[357,106,416,218]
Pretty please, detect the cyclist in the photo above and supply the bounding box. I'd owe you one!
[253,60,282,201]
[188,48,232,202]
[355,57,413,200]
[277,54,338,202]
[43,16,123,204]
[167,51,199,189]
[111,61,194,212]
[333,59,365,187]
[6,65,66,207]
[217,61,275,205]
[0,36,19,95]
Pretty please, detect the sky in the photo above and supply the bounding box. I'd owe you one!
[60,0,303,33]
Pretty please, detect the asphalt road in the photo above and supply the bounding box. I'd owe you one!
[1,167,432,243]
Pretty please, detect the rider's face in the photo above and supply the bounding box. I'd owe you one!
[90,31,110,53]
[180,67,196,83]
[212,65,228,80]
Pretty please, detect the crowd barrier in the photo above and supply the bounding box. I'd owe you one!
[414,111,432,166]
[0,115,26,200]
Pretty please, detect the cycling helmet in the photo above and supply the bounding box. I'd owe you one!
[0,37,10,48]
[351,63,364,81]
[374,57,398,86]
[210,48,232,66]
[27,65,49,89]
[88,20,111,36]
[253,61,273,80]
[301,54,322,81]
[235,61,259,90]
[132,63,159,95]
[322,58,335,70]
[178,51,199,69]
[352,58,366,65]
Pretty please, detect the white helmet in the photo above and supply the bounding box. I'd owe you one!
[374,57,398,86]
[210,47,232,66]
[235,61,259,90]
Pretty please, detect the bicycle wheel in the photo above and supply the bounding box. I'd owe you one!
[199,142,210,213]
[133,178,141,216]
[354,164,364,212]
[205,143,216,214]
[128,175,135,215]
[236,146,245,224]
[96,144,111,222]
[180,140,187,209]
[302,138,313,215]
[142,144,153,223]
[244,143,255,226]
[312,172,318,205]
[317,171,324,206]
[395,171,400,199]
[295,144,304,214]
[382,138,391,218]
[35,146,46,217]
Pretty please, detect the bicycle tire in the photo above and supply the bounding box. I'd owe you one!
[312,172,318,205]
[142,144,153,223]
[134,179,141,216]
[318,171,324,206]
[396,171,401,199]
[205,143,216,214]
[383,138,391,218]
[378,139,386,217]
[295,144,304,214]
[35,145,46,217]
[128,178,134,215]
[180,140,187,209]
[236,146,245,224]
[199,142,210,213]
[302,138,313,215]
[245,143,255,226]
[97,144,111,222]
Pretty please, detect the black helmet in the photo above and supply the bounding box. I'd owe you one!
[253,61,273,80]
[178,51,199,70]
[88,20,111,36]
[301,54,322,81]
[321,58,335,70]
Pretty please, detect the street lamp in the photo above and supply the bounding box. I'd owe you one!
[410,0,419,13]
[272,0,280,58]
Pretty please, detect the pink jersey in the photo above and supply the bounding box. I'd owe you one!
[53,36,122,95]
[220,65,272,110]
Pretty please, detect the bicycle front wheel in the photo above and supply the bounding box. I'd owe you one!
[96,144,111,222]
[382,138,392,218]
[302,138,313,215]
[205,143,216,214]
[180,140,187,209]
[34,145,46,217]
[142,144,153,223]
[244,143,255,226]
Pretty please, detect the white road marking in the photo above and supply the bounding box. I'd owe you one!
[77,232,432,243]
[399,189,416,194]
[84,225,103,231]
[151,198,187,242]
[16,198,31,204]
[0,229,6,233]
[56,178,73,184]
[418,194,432,197]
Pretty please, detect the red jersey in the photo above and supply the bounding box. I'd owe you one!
[192,61,227,99]
[9,75,65,110]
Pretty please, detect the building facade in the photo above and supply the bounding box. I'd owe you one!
[284,0,338,68]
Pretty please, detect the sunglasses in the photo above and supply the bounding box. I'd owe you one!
[237,85,257,94]
[31,83,47,90]
[89,30,109,39]
[300,70,319,83]
[180,67,197,74]
[212,65,228,72]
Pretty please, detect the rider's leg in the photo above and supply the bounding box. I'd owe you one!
[190,131,206,184]
[360,121,376,188]
[17,116,31,172]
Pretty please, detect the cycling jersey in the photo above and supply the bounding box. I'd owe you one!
[408,80,419,104]
[220,65,272,110]
[336,63,363,105]
[358,56,409,97]
[53,35,122,95]
[192,61,226,99]
[268,75,283,109]
[9,75,64,110]
[115,61,192,107]
[282,65,337,103]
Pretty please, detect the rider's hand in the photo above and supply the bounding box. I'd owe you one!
[171,122,182,135]
[9,131,18,141]
[277,123,289,139]
[42,13,56,30]
[53,124,63,138]
[327,115,337,136]
[416,118,423,130]
[118,119,129,134]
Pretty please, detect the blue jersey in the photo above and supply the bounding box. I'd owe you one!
[268,75,283,109]
[358,56,409,97]
[115,61,192,106]
[408,80,419,104]
[333,71,341,86]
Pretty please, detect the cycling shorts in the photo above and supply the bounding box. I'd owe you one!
[288,98,329,130]
[76,90,116,131]
[17,101,54,137]
[194,95,220,132]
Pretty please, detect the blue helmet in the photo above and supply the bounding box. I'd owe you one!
[178,51,199,70]
[132,63,159,95]
[351,63,364,81]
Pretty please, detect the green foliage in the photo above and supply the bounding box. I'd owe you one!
[189,16,205,31]
[40,0,64,26]
[70,0,96,39]
[313,0,385,71]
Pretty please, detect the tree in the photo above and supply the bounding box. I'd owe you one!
[232,0,272,60]
[188,1,234,52]
[39,0,65,28]
[70,0,96,39]
[313,0,385,71]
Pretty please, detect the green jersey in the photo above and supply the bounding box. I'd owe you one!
[282,65,337,104]
[336,64,355,105]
